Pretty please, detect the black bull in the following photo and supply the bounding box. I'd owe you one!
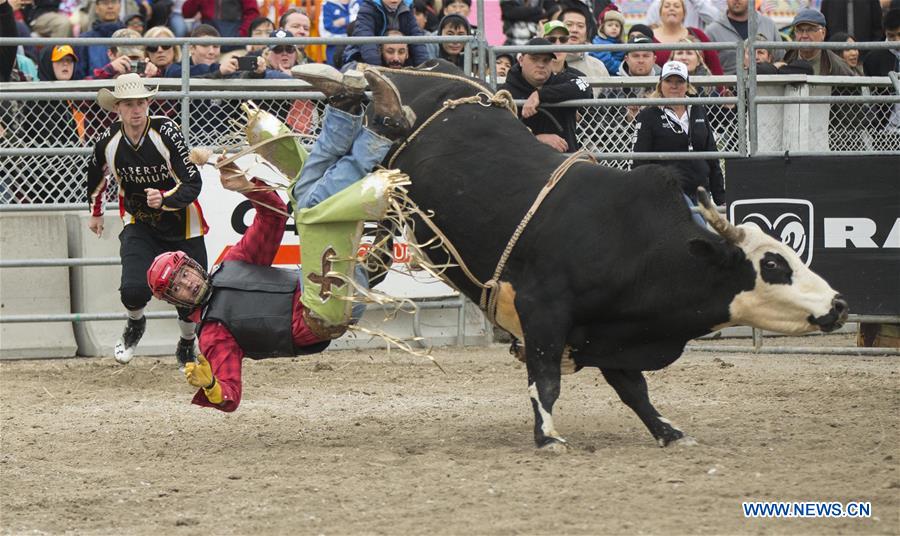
[377,62,840,450]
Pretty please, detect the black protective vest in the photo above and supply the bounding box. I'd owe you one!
[200,261,330,359]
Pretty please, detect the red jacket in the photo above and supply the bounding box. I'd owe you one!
[182,0,259,36]
[191,180,324,412]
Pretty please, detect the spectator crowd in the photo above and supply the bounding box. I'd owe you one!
[1,0,899,157]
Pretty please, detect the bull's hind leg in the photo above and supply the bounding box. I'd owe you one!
[601,369,696,447]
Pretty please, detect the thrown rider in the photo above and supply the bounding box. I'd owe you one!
[145,65,415,411]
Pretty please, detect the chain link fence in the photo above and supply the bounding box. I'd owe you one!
[1,76,898,204]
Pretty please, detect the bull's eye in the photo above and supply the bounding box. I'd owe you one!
[759,252,792,285]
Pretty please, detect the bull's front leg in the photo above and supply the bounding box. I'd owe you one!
[519,322,570,451]
[600,368,696,447]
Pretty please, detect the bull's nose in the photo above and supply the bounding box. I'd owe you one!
[832,295,849,318]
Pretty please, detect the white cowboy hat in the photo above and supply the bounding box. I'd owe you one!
[97,73,158,112]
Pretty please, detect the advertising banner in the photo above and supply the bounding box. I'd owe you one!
[726,155,899,316]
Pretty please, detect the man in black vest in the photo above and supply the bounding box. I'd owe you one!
[145,66,414,412]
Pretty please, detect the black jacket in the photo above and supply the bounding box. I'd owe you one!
[863,49,899,77]
[632,104,726,205]
[500,63,592,151]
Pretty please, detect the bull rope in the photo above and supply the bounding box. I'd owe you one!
[366,67,599,325]
[478,151,595,323]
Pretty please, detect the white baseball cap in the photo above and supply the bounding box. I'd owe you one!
[661,60,689,82]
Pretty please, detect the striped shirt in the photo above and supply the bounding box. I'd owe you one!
[87,116,208,240]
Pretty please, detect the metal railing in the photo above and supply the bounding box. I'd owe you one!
[1,35,898,355]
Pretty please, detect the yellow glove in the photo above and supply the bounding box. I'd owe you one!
[184,354,223,404]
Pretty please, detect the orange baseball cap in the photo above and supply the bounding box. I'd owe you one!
[50,45,78,62]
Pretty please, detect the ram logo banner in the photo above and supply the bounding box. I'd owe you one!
[730,199,815,266]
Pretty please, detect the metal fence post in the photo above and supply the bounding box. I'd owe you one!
[464,41,473,76]
[180,44,191,142]
[735,39,747,157]
[476,0,486,80]
[748,13,759,156]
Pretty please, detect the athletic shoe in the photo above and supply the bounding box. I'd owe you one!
[114,316,146,364]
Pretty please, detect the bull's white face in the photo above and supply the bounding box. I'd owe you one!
[722,225,847,334]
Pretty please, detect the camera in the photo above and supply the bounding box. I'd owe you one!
[237,56,258,71]
[130,60,147,75]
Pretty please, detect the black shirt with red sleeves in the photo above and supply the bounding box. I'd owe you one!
[87,116,208,241]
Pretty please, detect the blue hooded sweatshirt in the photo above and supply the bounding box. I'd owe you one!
[342,0,430,67]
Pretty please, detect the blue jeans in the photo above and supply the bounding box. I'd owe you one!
[292,105,395,321]
[292,105,394,210]
[684,193,707,227]
[168,13,192,37]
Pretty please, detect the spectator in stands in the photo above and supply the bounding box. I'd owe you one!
[23,0,72,37]
[560,7,608,97]
[437,13,471,69]
[74,0,124,79]
[616,35,660,77]
[264,29,304,76]
[245,17,274,55]
[143,26,179,76]
[864,9,900,138]
[863,8,899,76]
[124,13,145,34]
[495,52,513,79]
[704,0,782,75]
[320,0,352,65]
[89,28,159,79]
[822,0,883,44]
[27,45,83,154]
[603,35,658,124]
[830,32,865,75]
[415,0,440,59]
[280,7,311,38]
[500,0,543,46]
[278,8,314,64]
[500,36,592,153]
[646,0,721,29]
[164,24,266,77]
[343,0,430,67]
[653,0,724,75]
[633,61,725,220]
[543,19,571,75]
[590,5,624,74]
[671,37,714,89]
[441,0,476,33]
[182,0,259,44]
[381,29,413,67]
[782,9,855,76]
[627,23,654,41]
[743,33,812,75]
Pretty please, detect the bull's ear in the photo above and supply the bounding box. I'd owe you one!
[689,238,731,267]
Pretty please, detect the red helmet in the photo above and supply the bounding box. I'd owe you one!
[147,251,209,307]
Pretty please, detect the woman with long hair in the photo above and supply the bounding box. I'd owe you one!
[652,0,723,75]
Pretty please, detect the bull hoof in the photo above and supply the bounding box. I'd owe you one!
[659,435,698,448]
[536,438,569,454]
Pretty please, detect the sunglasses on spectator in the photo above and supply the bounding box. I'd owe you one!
[546,35,569,44]
[271,46,296,54]
[146,45,173,53]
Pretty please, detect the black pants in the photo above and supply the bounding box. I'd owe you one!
[119,222,208,320]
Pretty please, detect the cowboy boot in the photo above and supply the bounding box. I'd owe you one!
[363,69,416,140]
[291,64,367,114]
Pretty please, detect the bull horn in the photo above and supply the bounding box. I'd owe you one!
[695,188,745,244]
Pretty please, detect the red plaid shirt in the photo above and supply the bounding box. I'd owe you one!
[191,180,323,412]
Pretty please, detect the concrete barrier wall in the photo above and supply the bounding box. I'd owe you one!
[0,213,78,359]
[66,213,184,359]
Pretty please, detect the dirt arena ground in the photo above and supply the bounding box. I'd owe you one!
[1,334,898,535]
